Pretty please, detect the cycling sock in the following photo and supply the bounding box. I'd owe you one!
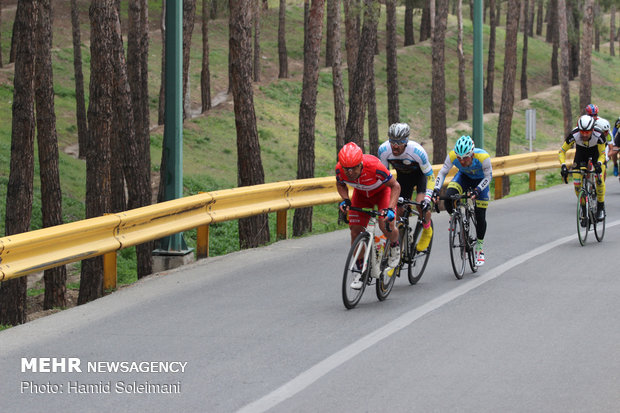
[423,221,431,229]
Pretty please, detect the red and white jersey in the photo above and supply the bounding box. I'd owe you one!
[336,154,393,198]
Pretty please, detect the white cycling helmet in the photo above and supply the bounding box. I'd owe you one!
[595,117,610,133]
[387,123,410,144]
[577,115,595,132]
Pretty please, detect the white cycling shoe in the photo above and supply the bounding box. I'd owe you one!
[475,250,485,266]
[387,244,400,268]
[350,274,363,290]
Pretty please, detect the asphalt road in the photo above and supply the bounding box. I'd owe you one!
[2,182,620,413]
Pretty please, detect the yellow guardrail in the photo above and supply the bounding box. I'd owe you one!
[0,149,572,284]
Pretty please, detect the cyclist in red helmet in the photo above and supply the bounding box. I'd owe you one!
[585,103,599,118]
[336,142,401,270]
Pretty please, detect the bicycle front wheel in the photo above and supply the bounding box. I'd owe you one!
[576,189,589,246]
[591,194,605,243]
[342,233,370,309]
[449,214,466,279]
[376,242,397,301]
[466,212,478,273]
[408,220,433,285]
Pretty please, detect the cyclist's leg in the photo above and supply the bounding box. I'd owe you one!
[349,190,371,243]
[396,173,415,217]
[374,188,399,267]
[596,160,606,220]
[413,173,433,251]
[445,173,465,214]
[573,150,590,197]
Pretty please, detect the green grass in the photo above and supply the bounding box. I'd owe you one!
[2,2,620,286]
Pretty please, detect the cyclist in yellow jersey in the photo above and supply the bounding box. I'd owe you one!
[559,114,607,222]
[432,135,492,266]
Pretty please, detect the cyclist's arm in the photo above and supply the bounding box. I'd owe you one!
[384,176,401,211]
[433,154,453,191]
[337,181,351,204]
[476,155,493,192]
[597,142,607,165]
[558,137,575,164]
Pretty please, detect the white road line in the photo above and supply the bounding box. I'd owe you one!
[237,220,620,413]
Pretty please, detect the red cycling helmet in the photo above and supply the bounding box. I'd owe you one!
[585,104,599,117]
[338,142,363,168]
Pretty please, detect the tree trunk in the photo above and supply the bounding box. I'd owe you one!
[253,0,261,82]
[579,0,594,111]
[386,0,399,125]
[367,65,378,155]
[520,0,529,100]
[457,0,467,121]
[496,0,521,197]
[201,0,212,112]
[331,0,346,153]
[127,0,153,279]
[35,0,67,310]
[431,0,448,164]
[343,0,360,102]
[550,0,558,86]
[484,0,496,113]
[71,0,88,159]
[557,0,572,135]
[528,0,535,36]
[404,0,414,46]
[569,4,579,79]
[545,0,555,43]
[229,0,270,249]
[9,16,16,63]
[536,0,543,36]
[80,0,116,305]
[344,0,379,151]
[611,5,616,57]
[293,0,325,237]
[0,1,3,67]
[593,2,599,52]
[420,1,430,42]
[182,0,197,118]
[278,0,288,78]
[325,0,335,67]
[0,0,37,325]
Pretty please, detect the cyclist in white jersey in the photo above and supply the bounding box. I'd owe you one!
[377,123,434,251]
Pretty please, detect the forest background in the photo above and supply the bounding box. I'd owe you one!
[0,0,619,323]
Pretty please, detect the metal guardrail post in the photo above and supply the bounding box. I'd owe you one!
[196,224,209,259]
[103,251,117,290]
[277,210,287,240]
[529,171,536,191]
[494,177,503,200]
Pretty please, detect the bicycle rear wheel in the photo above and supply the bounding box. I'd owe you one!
[376,242,397,301]
[408,220,433,285]
[449,214,466,279]
[342,233,370,309]
[576,189,589,246]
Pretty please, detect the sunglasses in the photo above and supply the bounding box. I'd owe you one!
[343,163,361,171]
[581,130,592,137]
[389,139,407,146]
[457,154,473,161]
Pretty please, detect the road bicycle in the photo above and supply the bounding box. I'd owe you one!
[440,193,478,279]
[566,166,605,246]
[392,197,433,285]
[341,207,397,309]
